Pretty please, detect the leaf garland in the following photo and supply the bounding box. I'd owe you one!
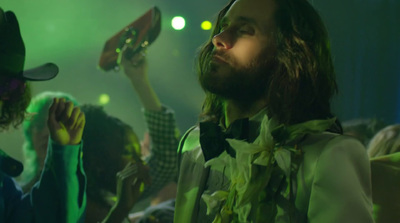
[202,115,336,222]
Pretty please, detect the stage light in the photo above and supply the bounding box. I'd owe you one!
[171,16,186,30]
[98,94,110,105]
[201,21,212,30]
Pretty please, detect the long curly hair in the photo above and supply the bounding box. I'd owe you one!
[198,0,338,126]
[0,82,31,131]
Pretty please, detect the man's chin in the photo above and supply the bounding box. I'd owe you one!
[207,65,235,80]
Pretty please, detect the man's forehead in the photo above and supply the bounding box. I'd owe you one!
[224,0,276,25]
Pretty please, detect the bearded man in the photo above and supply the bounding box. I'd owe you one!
[175,0,374,222]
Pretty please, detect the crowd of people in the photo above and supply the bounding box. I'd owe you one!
[0,0,399,222]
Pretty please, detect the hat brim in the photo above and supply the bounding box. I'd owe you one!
[22,62,58,81]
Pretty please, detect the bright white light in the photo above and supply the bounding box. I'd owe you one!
[171,16,186,30]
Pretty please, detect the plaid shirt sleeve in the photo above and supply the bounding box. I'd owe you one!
[139,105,180,199]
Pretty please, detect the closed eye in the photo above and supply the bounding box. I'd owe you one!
[237,25,255,35]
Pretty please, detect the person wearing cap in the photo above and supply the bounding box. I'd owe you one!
[0,8,86,223]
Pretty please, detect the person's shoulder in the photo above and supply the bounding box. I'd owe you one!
[178,125,207,166]
[180,125,200,153]
[300,132,370,187]
[301,132,367,159]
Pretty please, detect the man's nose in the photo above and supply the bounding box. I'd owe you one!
[212,31,233,50]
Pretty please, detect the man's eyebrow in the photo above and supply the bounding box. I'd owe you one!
[220,15,259,27]
[237,16,270,34]
[236,16,258,26]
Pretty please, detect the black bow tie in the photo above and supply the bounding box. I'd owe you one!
[200,118,259,162]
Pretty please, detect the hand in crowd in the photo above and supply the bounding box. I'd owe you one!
[47,98,85,145]
[119,46,148,81]
[115,161,151,213]
[117,45,162,112]
[140,132,151,158]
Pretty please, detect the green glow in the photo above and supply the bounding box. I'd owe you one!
[171,16,186,30]
[201,21,212,30]
[98,94,110,105]
[172,49,180,57]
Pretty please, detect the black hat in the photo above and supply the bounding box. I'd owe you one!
[0,8,58,81]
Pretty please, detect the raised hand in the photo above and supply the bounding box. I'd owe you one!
[47,98,85,145]
[101,162,150,223]
[119,46,148,81]
[115,161,151,212]
[117,46,161,112]
[140,132,151,158]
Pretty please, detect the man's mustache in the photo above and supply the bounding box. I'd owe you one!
[210,51,232,64]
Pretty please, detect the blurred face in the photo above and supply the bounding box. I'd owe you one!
[0,75,27,101]
[121,129,142,167]
[200,0,277,101]
[90,128,144,193]
[0,78,30,130]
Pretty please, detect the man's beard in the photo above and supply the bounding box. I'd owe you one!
[200,52,273,105]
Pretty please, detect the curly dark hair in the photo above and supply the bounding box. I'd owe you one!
[198,0,338,127]
[0,82,31,131]
[80,104,141,207]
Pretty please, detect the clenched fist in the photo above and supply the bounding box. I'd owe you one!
[47,98,85,145]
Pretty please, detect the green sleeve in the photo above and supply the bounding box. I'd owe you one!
[30,139,87,223]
